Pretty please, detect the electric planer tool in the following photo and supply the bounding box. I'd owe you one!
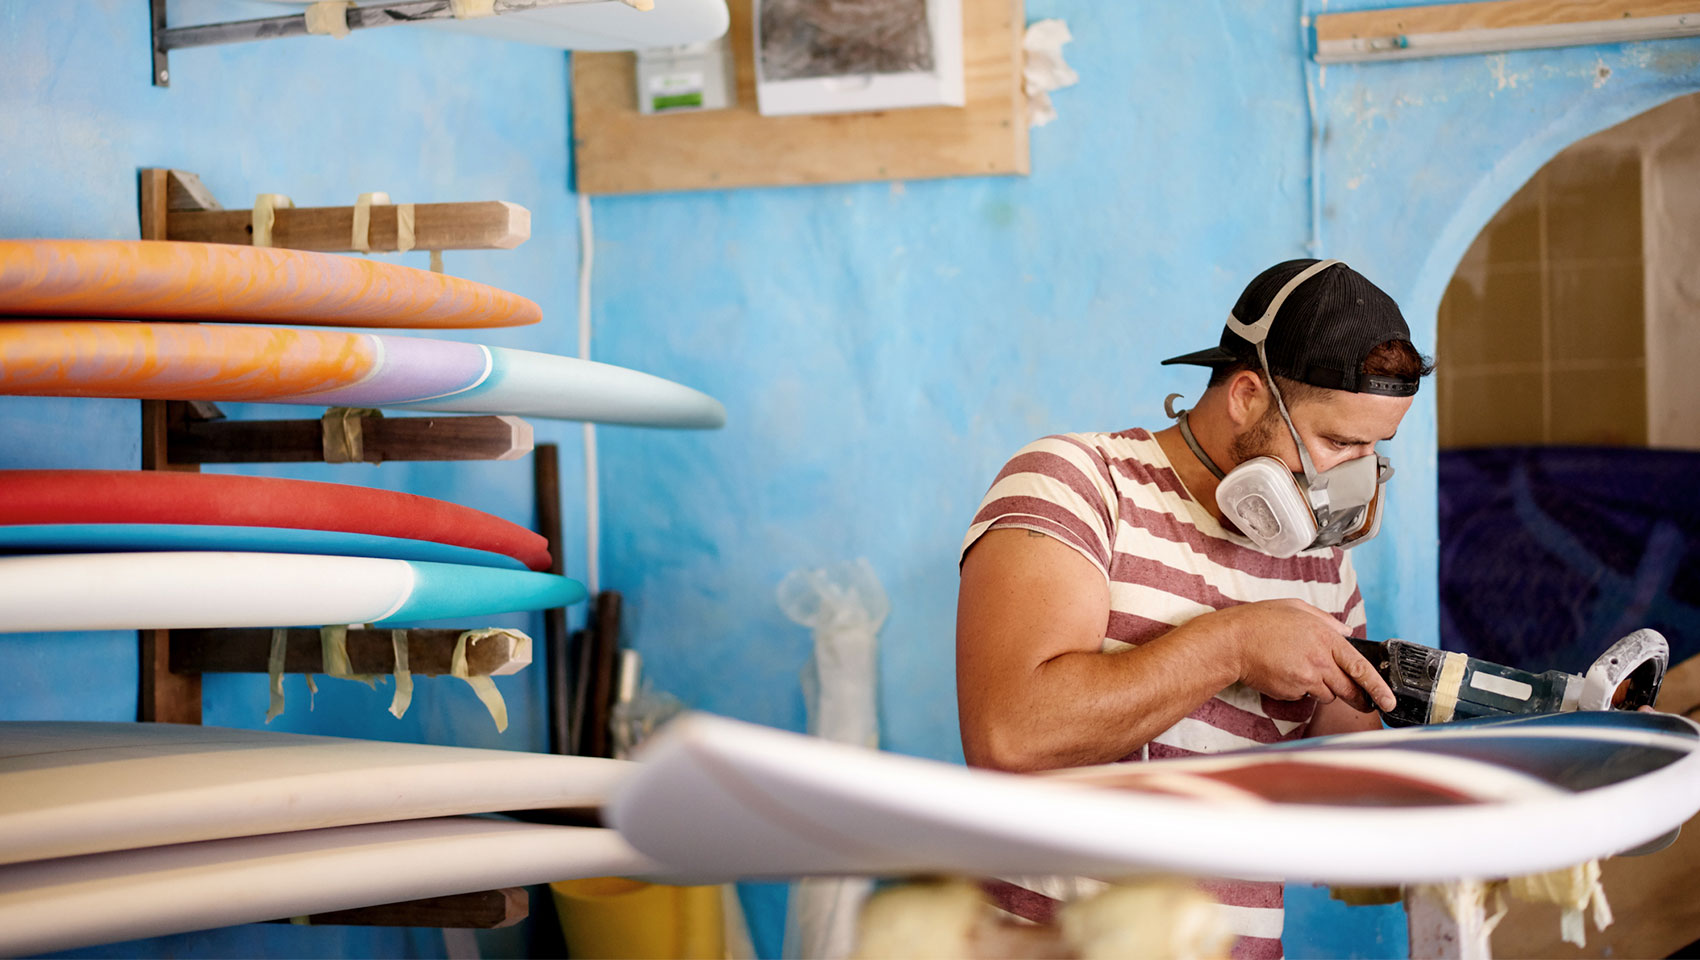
[1349,628,1670,727]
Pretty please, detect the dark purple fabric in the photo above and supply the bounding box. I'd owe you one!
[1438,446,1700,675]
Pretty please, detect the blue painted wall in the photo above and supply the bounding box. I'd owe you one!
[1,2,595,955]
[5,0,1700,957]
[588,2,1700,957]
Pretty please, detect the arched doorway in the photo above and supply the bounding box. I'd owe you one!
[1433,90,1700,960]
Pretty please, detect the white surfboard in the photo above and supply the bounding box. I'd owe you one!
[0,818,663,956]
[0,552,583,633]
[0,722,631,866]
[609,711,1700,886]
[254,0,729,50]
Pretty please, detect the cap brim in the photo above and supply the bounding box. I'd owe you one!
[1160,346,1239,367]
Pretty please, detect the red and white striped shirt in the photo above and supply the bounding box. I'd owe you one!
[961,429,1368,959]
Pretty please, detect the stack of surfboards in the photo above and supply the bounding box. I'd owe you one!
[0,240,728,949]
[0,722,675,955]
[0,239,726,628]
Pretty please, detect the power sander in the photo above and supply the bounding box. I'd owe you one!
[1347,628,1670,727]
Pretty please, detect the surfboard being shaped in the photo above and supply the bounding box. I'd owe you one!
[0,722,634,867]
[608,711,1700,886]
[0,552,584,633]
[1,470,551,571]
[0,239,540,328]
[0,818,665,956]
[0,321,725,428]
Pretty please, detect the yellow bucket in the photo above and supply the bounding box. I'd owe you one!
[550,877,726,960]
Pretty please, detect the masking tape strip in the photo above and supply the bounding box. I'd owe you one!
[1428,651,1469,723]
[450,0,497,17]
[320,624,378,688]
[396,203,416,254]
[351,191,390,253]
[252,194,293,248]
[321,407,383,464]
[619,0,655,9]
[1509,861,1610,948]
[451,629,517,732]
[266,627,288,722]
[429,249,444,274]
[304,1,354,36]
[389,629,414,719]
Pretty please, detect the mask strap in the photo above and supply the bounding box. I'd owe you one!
[1225,259,1341,346]
[1165,394,1227,480]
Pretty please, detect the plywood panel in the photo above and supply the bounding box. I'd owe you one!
[572,0,1027,195]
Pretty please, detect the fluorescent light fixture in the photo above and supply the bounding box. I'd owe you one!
[1313,3,1700,64]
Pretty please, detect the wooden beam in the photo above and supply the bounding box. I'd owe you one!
[534,443,574,757]
[138,174,204,726]
[168,414,533,464]
[269,888,528,929]
[1314,0,1700,61]
[1317,0,1700,40]
[167,201,530,251]
[169,628,532,677]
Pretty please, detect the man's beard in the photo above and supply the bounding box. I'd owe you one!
[1228,402,1285,467]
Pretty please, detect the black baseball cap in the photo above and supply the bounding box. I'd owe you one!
[1161,259,1420,397]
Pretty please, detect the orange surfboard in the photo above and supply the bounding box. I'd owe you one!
[0,239,539,329]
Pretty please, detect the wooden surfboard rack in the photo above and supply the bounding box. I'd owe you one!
[124,168,600,937]
[139,168,529,253]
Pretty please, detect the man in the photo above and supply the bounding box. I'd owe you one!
[956,258,1434,958]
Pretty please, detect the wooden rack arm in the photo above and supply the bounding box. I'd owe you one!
[268,888,528,929]
[170,628,532,677]
[166,201,530,252]
[168,413,533,464]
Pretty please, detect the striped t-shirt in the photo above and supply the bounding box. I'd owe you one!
[960,429,1368,960]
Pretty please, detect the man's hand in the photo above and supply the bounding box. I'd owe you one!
[1209,599,1396,713]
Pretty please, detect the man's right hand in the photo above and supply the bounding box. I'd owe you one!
[1209,599,1396,713]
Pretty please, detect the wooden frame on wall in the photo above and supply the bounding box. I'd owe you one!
[571,0,1028,195]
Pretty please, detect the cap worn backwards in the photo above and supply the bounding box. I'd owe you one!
[1161,258,1419,398]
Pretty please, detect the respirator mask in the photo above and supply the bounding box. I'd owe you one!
[1166,259,1394,558]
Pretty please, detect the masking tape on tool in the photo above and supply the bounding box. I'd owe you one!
[451,629,525,732]
[1428,651,1469,723]
[389,629,414,719]
[251,194,293,248]
[396,203,417,253]
[429,249,445,274]
[304,1,354,36]
[450,0,497,17]
[321,407,383,464]
[351,191,390,253]
[266,628,288,723]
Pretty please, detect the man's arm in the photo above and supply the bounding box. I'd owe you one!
[957,530,1396,772]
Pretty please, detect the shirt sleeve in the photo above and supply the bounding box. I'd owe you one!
[960,434,1118,582]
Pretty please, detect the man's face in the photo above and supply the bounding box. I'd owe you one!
[1231,387,1413,475]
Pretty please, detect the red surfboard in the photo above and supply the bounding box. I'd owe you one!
[0,471,550,573]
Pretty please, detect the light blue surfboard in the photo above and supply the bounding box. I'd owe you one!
[0,552,586,633]
[0,524,528,571]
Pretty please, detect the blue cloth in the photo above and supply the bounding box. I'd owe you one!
[1438,447,1700,675]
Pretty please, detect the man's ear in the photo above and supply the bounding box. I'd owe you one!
[1224,369,1269,429]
